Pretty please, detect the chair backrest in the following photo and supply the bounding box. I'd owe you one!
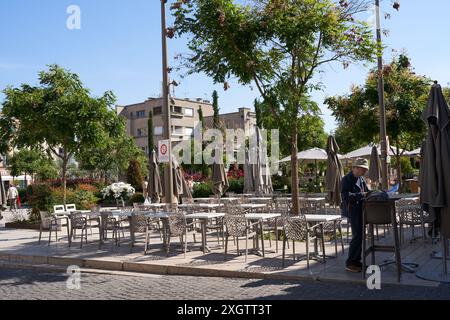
[363,201,395,225]
[167,211,186,236]
[39,211,52,229]
[224,214,247,237]
[65,204,77,212]
[70,212,87,228]
[131,213,149,233]
[181,197,194,204]
[53,205,65,214]
[284,216,308,241]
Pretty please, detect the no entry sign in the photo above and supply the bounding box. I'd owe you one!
[158,139,170,163]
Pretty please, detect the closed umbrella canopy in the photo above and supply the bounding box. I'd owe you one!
[212,161,229,196]
[326,136,344,207]
[420,83,450,237]
[0,172,6,211]
[171,156,192,202]
[243,149,254,194]
[148,150,162,203]
[368,145,382,183]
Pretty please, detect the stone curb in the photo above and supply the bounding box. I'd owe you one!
[0,252,433,287]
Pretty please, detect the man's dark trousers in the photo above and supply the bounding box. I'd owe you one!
[347,206,363,265]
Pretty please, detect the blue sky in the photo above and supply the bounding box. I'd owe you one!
[1,0,449,133]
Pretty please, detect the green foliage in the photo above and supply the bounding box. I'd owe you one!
[126,160,144,191]
[212,90,220,129]
[9,149,43,178]
[391,157,414,178]
[35,159,59,181]
[227,178,243,194]
[1,65,124,203]
[27,183,99,212]
[128,192,145,205]
[327,54,434,152]
[173,0,376,212]
[193,182,213,198]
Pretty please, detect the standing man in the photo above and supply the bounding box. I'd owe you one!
[7,183,19,212]
[341,158,370,273]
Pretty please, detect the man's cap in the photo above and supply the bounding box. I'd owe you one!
[353,158,369,170]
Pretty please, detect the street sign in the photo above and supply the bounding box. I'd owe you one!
[158,140,170,163]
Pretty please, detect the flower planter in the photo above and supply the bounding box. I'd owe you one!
[4,222,40,230]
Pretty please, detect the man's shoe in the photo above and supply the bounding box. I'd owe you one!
[346,264,362,273]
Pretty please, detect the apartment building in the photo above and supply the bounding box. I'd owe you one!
[204,107,257,136]
[118,97,214,154]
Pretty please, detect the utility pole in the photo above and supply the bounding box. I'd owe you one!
[161,0,173,203]
[375,0,389,190]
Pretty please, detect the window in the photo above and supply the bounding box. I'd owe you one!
[130,112,134,118]
[137,128,144,137]
[173,106,183,114]
[185,127,194,136]
[154,126,163,135]
[153,107,162,115]
[136,110,145,118]
[173,126,184,135]
[184,108,194,117]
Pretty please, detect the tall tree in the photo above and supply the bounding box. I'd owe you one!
[254,99,263,129]
[212,90,220,129]
[0,65,123,203]
[173,0,376,214]
[326,54,433,191]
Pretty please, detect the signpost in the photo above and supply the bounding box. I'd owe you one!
[158,139,170,163]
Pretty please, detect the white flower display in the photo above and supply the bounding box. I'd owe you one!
[101,182,135,200]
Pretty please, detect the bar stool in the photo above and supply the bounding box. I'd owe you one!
[362,200,418,282]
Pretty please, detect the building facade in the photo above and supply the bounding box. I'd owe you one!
[118,97,214,154]
[204,107,257,136]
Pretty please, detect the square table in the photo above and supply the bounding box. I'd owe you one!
[245,213,281,255]
[186,212,226,253]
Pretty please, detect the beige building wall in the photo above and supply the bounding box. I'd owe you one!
[119,97,214,154]
[204,107,257,136]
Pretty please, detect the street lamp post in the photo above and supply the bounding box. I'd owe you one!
[161,0,173,204]
[375,0,389,190]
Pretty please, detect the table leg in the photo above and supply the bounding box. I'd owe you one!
[202,220,206,254]
[260,220,265,257]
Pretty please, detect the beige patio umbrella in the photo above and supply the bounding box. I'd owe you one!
[326,136,344,207]
[212,161,229,196]
[421,83,450,238]
[243,148,254,194]
[368,145,382,187]
[147,150,162,203]
[172,156,192,202]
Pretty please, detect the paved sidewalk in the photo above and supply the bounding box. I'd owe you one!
[1,267,450,300]
[0,220,445,288]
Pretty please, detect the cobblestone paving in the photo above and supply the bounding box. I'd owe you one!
[0,267,450,300]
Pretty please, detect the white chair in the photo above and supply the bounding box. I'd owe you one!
[53,205,66,215]
[65,204,77,212]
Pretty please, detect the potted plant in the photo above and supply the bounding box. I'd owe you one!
[101,182,135,207]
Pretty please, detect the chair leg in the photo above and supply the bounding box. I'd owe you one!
[224,234,229,260]
[48,227,52,246]
[55,227,58,243]
[370,224,375,266]
[39,226,43,245]
[282,236,286,268]
[362,222,367,279]
[144,227,149,255]
[292,240,295,261]
[306,234,310,269]
[339,222,345,253]
[184,230,188,259]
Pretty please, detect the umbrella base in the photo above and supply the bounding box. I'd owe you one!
[416,271,450,283]
[431,251,450,260]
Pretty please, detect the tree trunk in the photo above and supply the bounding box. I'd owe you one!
[62,151,68,206]
[291,124,299,215]
[396,144,402,193]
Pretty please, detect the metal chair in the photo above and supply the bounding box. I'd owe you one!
[282,216,325,269]
[223,213,259,262]
[65,204,77,212]
[166,210,196,258]
[398,205,428,244]
[38,211,70,245]
[362,200,418,282]
[53,205,65,215]
[69,211,101,248]
[129,213,152,254]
